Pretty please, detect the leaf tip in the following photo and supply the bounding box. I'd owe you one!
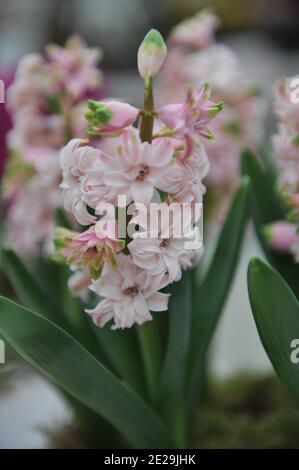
[248,257,263,275]
[0,245,13,258]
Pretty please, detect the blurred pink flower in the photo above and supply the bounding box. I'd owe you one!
[274,76,299,133]
[264,221,299,253]
[7,177,59,254]
[4,35,105,256]
[270,74,299,263]
[272,78,299,198]
[8,106,65,151]
[159,14,266,221]
[272,127,299,194]
[68,268,91,301]
[45,35,103,100]
[168,9,219,49]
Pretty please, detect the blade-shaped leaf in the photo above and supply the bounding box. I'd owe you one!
[95,327,147,398]
[247,258,299,407]
[2,248,148,392]
[0,295,169,448]
[136,315,166,403]
[187,177,250,411]
[1,247,67,329]
[1,248,103,359]
[34,257,105,360]
[158,270,192,447]
[24,249,148,393]
[241,148,299,298]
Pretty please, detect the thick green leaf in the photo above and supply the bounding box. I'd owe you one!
[95,327,147,398]
[31,253,149,394]
[248,258,299,407]
[8,246,148,393]
[1,248,103,358]
[0,296,169,448]
[187,177,250,411]
[241,148,299,298]
[1,247,66,329]
[158,270,192,447]
[136,315,166,403]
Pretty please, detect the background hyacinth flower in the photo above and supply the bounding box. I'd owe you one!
[159,9,266,221]
[242,80,299,414]
[245,76,299,266]
[242,73,299,300]
[3,35,104,255]
[168,9,220,49]
[0,27,250,449]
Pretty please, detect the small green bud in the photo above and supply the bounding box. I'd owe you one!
[137,29,167,79]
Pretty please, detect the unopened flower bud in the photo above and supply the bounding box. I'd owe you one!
[137,29,167,79]
[263,221,299,252]
[85,99,139,136]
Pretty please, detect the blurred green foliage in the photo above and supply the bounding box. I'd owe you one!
[196,374,299,448]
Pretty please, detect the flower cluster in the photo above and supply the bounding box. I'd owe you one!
[3,36,104,254]
[159,9,266,220]
[55,29,222,329]
[264,76,299,261]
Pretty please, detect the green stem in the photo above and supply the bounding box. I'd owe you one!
[138,76,164,404]
[139,77,154,143]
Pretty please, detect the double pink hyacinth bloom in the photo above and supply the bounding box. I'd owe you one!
[86,256,170,329]
[56,29,222,329]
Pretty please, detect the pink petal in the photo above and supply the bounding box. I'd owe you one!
[147,292,170,312]
[131,180,154,205]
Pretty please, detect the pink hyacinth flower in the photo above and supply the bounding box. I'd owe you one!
[158,85,222,140]
[86,255,170,329]
[60,138,101,225]
[263,221,299,252]
[100,132,182,205]
[168,9,219,49]
[55,220,123,279]
[46,35,103,100]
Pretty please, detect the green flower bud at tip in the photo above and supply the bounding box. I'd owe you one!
[137,29,167,79]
